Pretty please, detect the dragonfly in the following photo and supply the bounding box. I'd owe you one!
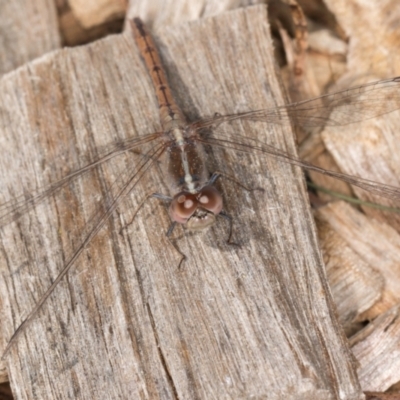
[1,17,400,358]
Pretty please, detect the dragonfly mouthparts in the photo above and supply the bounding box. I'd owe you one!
[187,208,217,231]
[169,185,223,229]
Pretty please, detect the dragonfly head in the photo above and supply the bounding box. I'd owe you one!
[169,185,223,230]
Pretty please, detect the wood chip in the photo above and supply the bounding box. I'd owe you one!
[351,305,400,392]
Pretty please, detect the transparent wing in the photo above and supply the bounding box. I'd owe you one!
[0,132,162,227]
[2,140,167,357]
[200,129,400,201]
[193,76,400,129]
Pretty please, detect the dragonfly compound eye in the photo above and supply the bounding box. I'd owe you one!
[169,186,223,229]
[196,185,223,215]
[169,192,198,223]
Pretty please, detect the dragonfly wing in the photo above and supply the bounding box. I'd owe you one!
[2,140,167,356]
[200,128,400,201]
[193,76,400,129]
[0,132,162,227]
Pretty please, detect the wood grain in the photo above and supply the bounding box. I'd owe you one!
[0,0,60,76]
[0,0,61,385]
[350,304,400,392]
[308,0,400,233]
[316,202,400,320]
[316,210,382,336]
[0,6,363,399]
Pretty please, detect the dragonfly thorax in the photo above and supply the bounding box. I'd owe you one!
[169,185,223,230]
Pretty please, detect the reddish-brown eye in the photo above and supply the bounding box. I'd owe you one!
[169,192,198,223]
[197,186,223,215]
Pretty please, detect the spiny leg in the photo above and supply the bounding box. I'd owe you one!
[209,171,264,246]
[208,171,264,193]
[119,192,186,267]
[217,211,237,246]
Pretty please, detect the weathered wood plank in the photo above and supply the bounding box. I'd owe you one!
[0,0,61,385]
[0,6,362,399]
[0,0,60,75]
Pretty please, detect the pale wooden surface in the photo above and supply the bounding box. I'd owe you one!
[321,97,400,232]
[69,0,127,28]
[307,0,400,232]
[0,6,363,399]
[315,204,383,336]
[0,0,60,384]
[56,0,125,46]
[316,202,400,320]
[350,304,400,392]
[316,201,400,392]
[286,1,400,237]
[0,0,60,76]
[287,1,400,394]
[324,0,400,77]
[126,0,259,28]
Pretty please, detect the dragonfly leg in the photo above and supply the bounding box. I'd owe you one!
[210,171,264,246]
[165,222,186,268]
[208,170,264,193]
[127,148,163,165]
[166,221,177,236]
[218,210,242,248]
[151,193,173,202]
[120,192,186,267]
[119,192,172,234]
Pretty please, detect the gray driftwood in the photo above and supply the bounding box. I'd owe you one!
[0,6,363,399]
[0,0,60,76]
[0,0,60,384]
